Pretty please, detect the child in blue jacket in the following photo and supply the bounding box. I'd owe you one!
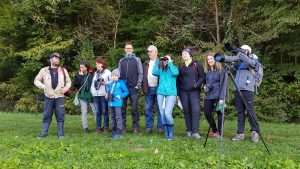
[107,69,129,138]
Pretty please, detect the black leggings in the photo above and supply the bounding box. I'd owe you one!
[204,99,223,134]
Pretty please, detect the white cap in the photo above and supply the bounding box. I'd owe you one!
[241,45,252,54]
[147,45,158,52]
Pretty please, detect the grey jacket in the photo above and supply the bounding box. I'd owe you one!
[234,52,256,92]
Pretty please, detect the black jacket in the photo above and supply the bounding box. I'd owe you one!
[73,72,94,90]
[177,60,205,93]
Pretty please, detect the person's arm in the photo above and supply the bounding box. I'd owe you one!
[238,52,256,67]
[119,81,129,99]
[152,60,160,77]
[135,57,143,87]
[194,63,205,88]
[167,62,179,76]
[34,68,46,90]
[73,73,83,89]
[219,69,227,101]
[62,68,72,93]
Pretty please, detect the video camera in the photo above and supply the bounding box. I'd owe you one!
[214,43,249,63]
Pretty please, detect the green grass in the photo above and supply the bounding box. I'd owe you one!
[0,113,299,169]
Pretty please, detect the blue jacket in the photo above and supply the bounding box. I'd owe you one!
[152,61,179,96]
[107,80,129,107]
[205,69,227,100]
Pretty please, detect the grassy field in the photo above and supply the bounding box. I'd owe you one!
[0,112,299,169]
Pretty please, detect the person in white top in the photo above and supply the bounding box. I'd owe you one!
[90,57,111,134]
[142,45,163,133]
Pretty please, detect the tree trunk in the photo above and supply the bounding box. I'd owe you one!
[214,0,220,45]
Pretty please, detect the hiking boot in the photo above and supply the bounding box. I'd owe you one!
[133,128,139,135]
[232,133,245,141]
[102,127,108,134]
[83,128,89,133]
[95,127,101,134]
[157,128,164,134]
[251,131,259,142]
[192,133,202,139]
[145,128,152,134]
[186,131,192,137]
[209,132,220,137]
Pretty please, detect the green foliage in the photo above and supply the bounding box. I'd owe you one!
[0,0,299,122]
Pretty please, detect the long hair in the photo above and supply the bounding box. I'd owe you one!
[96,57,107,69]
[79,61,94,72]
[204,51,222,72]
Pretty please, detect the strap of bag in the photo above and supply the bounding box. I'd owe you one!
[77,73,90,93]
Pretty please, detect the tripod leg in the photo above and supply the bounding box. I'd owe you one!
[227,69,271,155]
[204,126,211,148]
[218,110,225,169]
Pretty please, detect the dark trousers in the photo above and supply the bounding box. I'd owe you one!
[180,90,200,133]
[110,106,123,134]
[144,87,162,130]
[121,87,139,130]
[204,99,223,134]
[43,96,65,123]
[94,96,109,128]
[234,90,260,134]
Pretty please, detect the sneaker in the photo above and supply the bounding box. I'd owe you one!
[58,135,64,139]
[251,131,259,142]
[186,131,192,137]
[157,128,164,134]
[232,133,245,141]
[133,128,139,135]
[192,133,202,139]
[112,134,123,139]
[83,128,89,133]
[145,128,152,133]
[208,132,220,137]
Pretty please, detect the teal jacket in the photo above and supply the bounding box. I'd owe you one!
[107,80,129,107]
[152,61,179,96]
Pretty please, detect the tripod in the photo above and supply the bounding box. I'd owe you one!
[203,64,271,169]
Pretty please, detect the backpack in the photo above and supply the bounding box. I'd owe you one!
[252,58,264,87]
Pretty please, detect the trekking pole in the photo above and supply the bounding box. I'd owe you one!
[218,102,226,169]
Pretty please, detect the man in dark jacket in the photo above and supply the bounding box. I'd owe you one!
[118,42,143,134]
[142,45,163,134]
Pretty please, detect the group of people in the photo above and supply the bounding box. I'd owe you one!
[34,42,260,142]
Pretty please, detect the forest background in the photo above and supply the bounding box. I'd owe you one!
[0,0,299,123]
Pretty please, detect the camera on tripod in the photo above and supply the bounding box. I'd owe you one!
[214,43,251,63]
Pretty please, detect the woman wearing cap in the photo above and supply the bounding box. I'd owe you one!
[203,52,227,137]
[74,61,97,133]
[177,48,205,139]
[152,55,178,140]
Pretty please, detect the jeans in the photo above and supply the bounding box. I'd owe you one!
[234,91,260,134]
[94,96,109,128]
[110,106,123,135]
[79,99,97,129]
[43,96,65,123]
[204,98,223,134]
[157,95,176,126]
[145,87,162,130]
[121,87,139,130]
[180,90,200,133]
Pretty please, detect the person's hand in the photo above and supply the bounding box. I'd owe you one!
[116,95,121,100]
[219,100,224,105]
[135,86,140,90]
[79,71,84,75]
[176,96,180,100]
